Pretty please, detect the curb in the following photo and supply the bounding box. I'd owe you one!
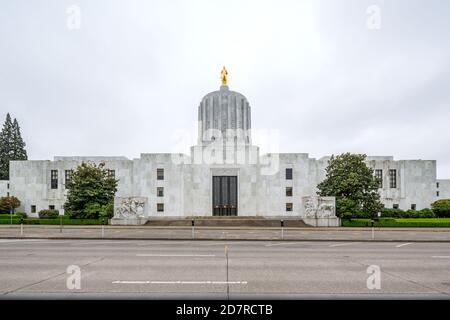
[1,236,450,243]
[1,225,450,232]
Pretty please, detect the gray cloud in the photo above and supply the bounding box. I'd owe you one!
[1,0,449,177]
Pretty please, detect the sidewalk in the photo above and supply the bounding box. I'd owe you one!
[0,225,449,242]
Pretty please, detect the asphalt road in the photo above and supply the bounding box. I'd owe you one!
[0,225,450,242]
[0,239,449,299]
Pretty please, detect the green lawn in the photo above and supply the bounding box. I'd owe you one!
[342,218,450,228]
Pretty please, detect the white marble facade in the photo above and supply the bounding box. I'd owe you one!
[1,85,448,225]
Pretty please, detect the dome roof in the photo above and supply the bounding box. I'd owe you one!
[201,85,248,102]
[197,85,252,146]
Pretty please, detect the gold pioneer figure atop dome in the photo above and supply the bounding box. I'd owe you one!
[221,66,228,86]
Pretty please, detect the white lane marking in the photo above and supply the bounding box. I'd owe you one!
[265,242,299,247]
[432,256,450,259]
[0,239,42,243]
[199,242,246,246]
[136,254,215,257]
[329,242,357,247]
[396,243,413,248]
[72,241,137,246]
[137,241,194,246]
[112,280,247,285]
[0,240,68,245]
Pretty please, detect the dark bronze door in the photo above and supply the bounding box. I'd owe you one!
[212,176,238,216]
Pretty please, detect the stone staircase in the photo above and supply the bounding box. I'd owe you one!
[144,217,311,227]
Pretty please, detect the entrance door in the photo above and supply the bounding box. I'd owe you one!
[212,176,238,216]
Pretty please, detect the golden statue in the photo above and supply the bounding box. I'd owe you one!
[221,66,228,86]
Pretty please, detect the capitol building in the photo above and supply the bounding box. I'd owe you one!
[1,69,449,226]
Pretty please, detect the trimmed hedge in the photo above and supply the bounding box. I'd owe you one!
[0,214,21,219]
[341,208,435,219]
[381,208,435,218]
[343,218,450,228]
[0,217,106,225]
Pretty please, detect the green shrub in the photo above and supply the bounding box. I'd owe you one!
[68,202,114,219]
[403,210,418,218]
[15,212,27,218]
[38,209,59,219]
[341,212,354,220]
[100,203,114,219]
[431,199,450,218]
[336,198,359,218]
[84,203,102,219]
[381,208,404,218]
[418,208,435,218]
[341,211,376,219]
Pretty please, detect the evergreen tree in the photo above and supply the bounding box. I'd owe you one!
[0,114,14,180]
[11,118,28,161]
[0,114,28,180]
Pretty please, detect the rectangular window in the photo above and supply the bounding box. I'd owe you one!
[49,205,55,210]
[157,187,164,197]
[389,169,397,188]
[411,204,416,210]
[375,169,383,188]
[393,204,399,209]
[65,170,73,186]
[285,168,293,180]
[107,170,115,179]
[51,170,58,189]
[31,205,36,214]
[286,203,293,212]
[286,187,293,197]
[437,191,440,197]
[7,183,9,189]
[437,182,440,188]
[157,203,164,212]
[157,168,164,180]
[7,192,9,197]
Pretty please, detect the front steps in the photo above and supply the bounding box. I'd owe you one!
[144,217,312,228]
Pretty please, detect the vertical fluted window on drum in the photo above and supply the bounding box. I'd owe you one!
[222,96,228,131]
[213,96,219,128]
[231,96,236,129]
[205,100,210,129]
[246,102,251,130]
[241,100,245,130]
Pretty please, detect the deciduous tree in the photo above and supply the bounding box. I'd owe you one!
[317,153,384,218]
[64,162,118,219]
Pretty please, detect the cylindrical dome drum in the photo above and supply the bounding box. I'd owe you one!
[197,85,252,146]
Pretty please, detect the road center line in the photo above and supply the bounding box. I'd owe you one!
[432,256,450,259]
[329,242,357,247]
[112,280,247,285]
[136,254,215,257]
[396,243,413,248]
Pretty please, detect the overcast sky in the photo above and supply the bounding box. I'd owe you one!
[1,0,449,178]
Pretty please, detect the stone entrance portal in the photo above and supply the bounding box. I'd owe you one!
[212,176,238,216]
